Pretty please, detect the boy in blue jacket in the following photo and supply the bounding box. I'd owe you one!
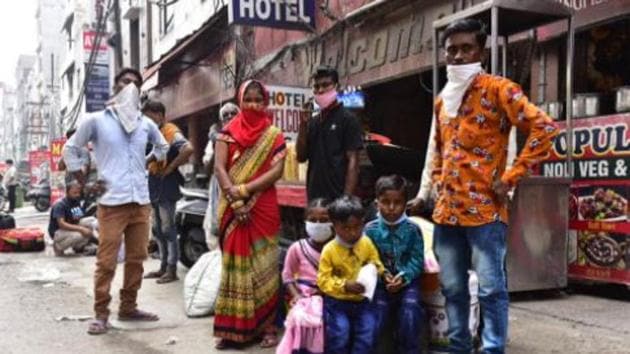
[365,175,424,354]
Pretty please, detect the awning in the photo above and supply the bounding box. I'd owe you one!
[142,7,228,84]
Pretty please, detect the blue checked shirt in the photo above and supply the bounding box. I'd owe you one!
[63,108,169,206]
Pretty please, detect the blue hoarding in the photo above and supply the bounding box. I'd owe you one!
[228,0,315,31]
[85,64,110,113]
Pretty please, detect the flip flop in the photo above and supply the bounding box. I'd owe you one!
[117,309,159,322]
[215,339,232,350]
[87,319,110,335]
[260,333,279,348]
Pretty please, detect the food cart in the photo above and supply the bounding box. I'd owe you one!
[534,7,630,286]
[431,0,575,292]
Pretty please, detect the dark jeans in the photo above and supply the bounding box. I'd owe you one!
[151,201,179,269]
[324,296,377,354]
[434,221,509,354]
[373,279,424,354]
[7,185,16,211]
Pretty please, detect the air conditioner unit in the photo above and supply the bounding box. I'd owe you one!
[123,0,142,20]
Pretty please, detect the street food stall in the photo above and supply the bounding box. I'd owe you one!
[534,9,630,287]
[431,0,575,293]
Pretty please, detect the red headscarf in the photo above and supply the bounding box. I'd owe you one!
[223,80,272,148]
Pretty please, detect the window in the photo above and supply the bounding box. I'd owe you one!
[159,3,174,36]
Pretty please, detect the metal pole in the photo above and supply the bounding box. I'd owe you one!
[566,17,575,179]
[433,27,439,102]
[502,36,508,77]
[113,0,123,70]
[491,6,498,75]
[146,0,153,65]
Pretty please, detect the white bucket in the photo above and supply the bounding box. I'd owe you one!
[422,271,480,352]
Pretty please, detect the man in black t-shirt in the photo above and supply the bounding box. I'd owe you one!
[297,66,364,201]
[49,181,98,256]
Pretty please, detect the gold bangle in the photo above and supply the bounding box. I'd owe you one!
[231,200,245,210]
[239,184,250,198]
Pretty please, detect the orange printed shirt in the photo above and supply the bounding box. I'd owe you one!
[148,123,181,175]
[432,74,559,226]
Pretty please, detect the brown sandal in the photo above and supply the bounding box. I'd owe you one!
[156,271,178,284]
[118,309,159,322]
[143,270,165,279]
[215,339,237,350]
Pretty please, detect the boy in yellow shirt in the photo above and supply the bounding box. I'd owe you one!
[317,195,384,354]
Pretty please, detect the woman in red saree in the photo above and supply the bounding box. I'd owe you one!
[213,80,286,349]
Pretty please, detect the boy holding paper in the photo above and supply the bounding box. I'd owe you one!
[365,175,425,354]
[317,195,384,354]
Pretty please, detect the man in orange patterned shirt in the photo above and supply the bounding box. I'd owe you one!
[410,19,558,354]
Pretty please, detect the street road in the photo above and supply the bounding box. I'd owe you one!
[0,207,628,353]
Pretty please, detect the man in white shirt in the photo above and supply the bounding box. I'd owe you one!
[3,159,18,213]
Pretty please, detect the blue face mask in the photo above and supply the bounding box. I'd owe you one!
[380,212,408,226]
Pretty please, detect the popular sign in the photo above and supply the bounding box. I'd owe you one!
[538,114,630,286]
[540,115,630,180]
[266,85,312,142]
[228,0,315,31]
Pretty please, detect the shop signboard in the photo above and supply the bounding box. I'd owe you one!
[267,85,312,142]
[228,0,315,31]
[28,150,51,186]
[85,64,110,112]
[83,30,109,65]
[540,114,630,285]
[50,138,67,205]
[83,30,110,112]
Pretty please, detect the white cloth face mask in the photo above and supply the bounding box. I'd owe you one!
[305,221,334,243]
[440,62,484,118]
[111,83,141,133]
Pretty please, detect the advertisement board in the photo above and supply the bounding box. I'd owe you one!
[83,30,110,112]
[50,138,67,205]
[267,85,312,142]
[28,150,51,186]
[83,30,109,65]
[228,0,315,31]
[85,64,110,112]
[540,114,630,285]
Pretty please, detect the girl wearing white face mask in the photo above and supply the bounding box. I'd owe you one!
[277,199,332,354]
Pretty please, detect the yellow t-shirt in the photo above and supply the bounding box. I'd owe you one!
[317,236,384,302]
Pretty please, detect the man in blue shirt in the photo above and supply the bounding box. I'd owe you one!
[142,100,193,284]
[63,68,169,335]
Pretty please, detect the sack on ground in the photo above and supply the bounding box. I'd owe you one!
[0,228,45,252]
[183,249,222,317]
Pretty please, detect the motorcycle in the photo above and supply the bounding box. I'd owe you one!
[176,187,210,268]
[26,178,51,212]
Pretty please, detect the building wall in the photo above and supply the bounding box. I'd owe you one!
[36,0,66,142]
[155,0,226,60]
[59,0,89,129]
[0,84,17,159]
[15,55,37,161]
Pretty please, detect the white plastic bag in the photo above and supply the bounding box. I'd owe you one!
[183,250,222,317]
[356,263,378,301]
